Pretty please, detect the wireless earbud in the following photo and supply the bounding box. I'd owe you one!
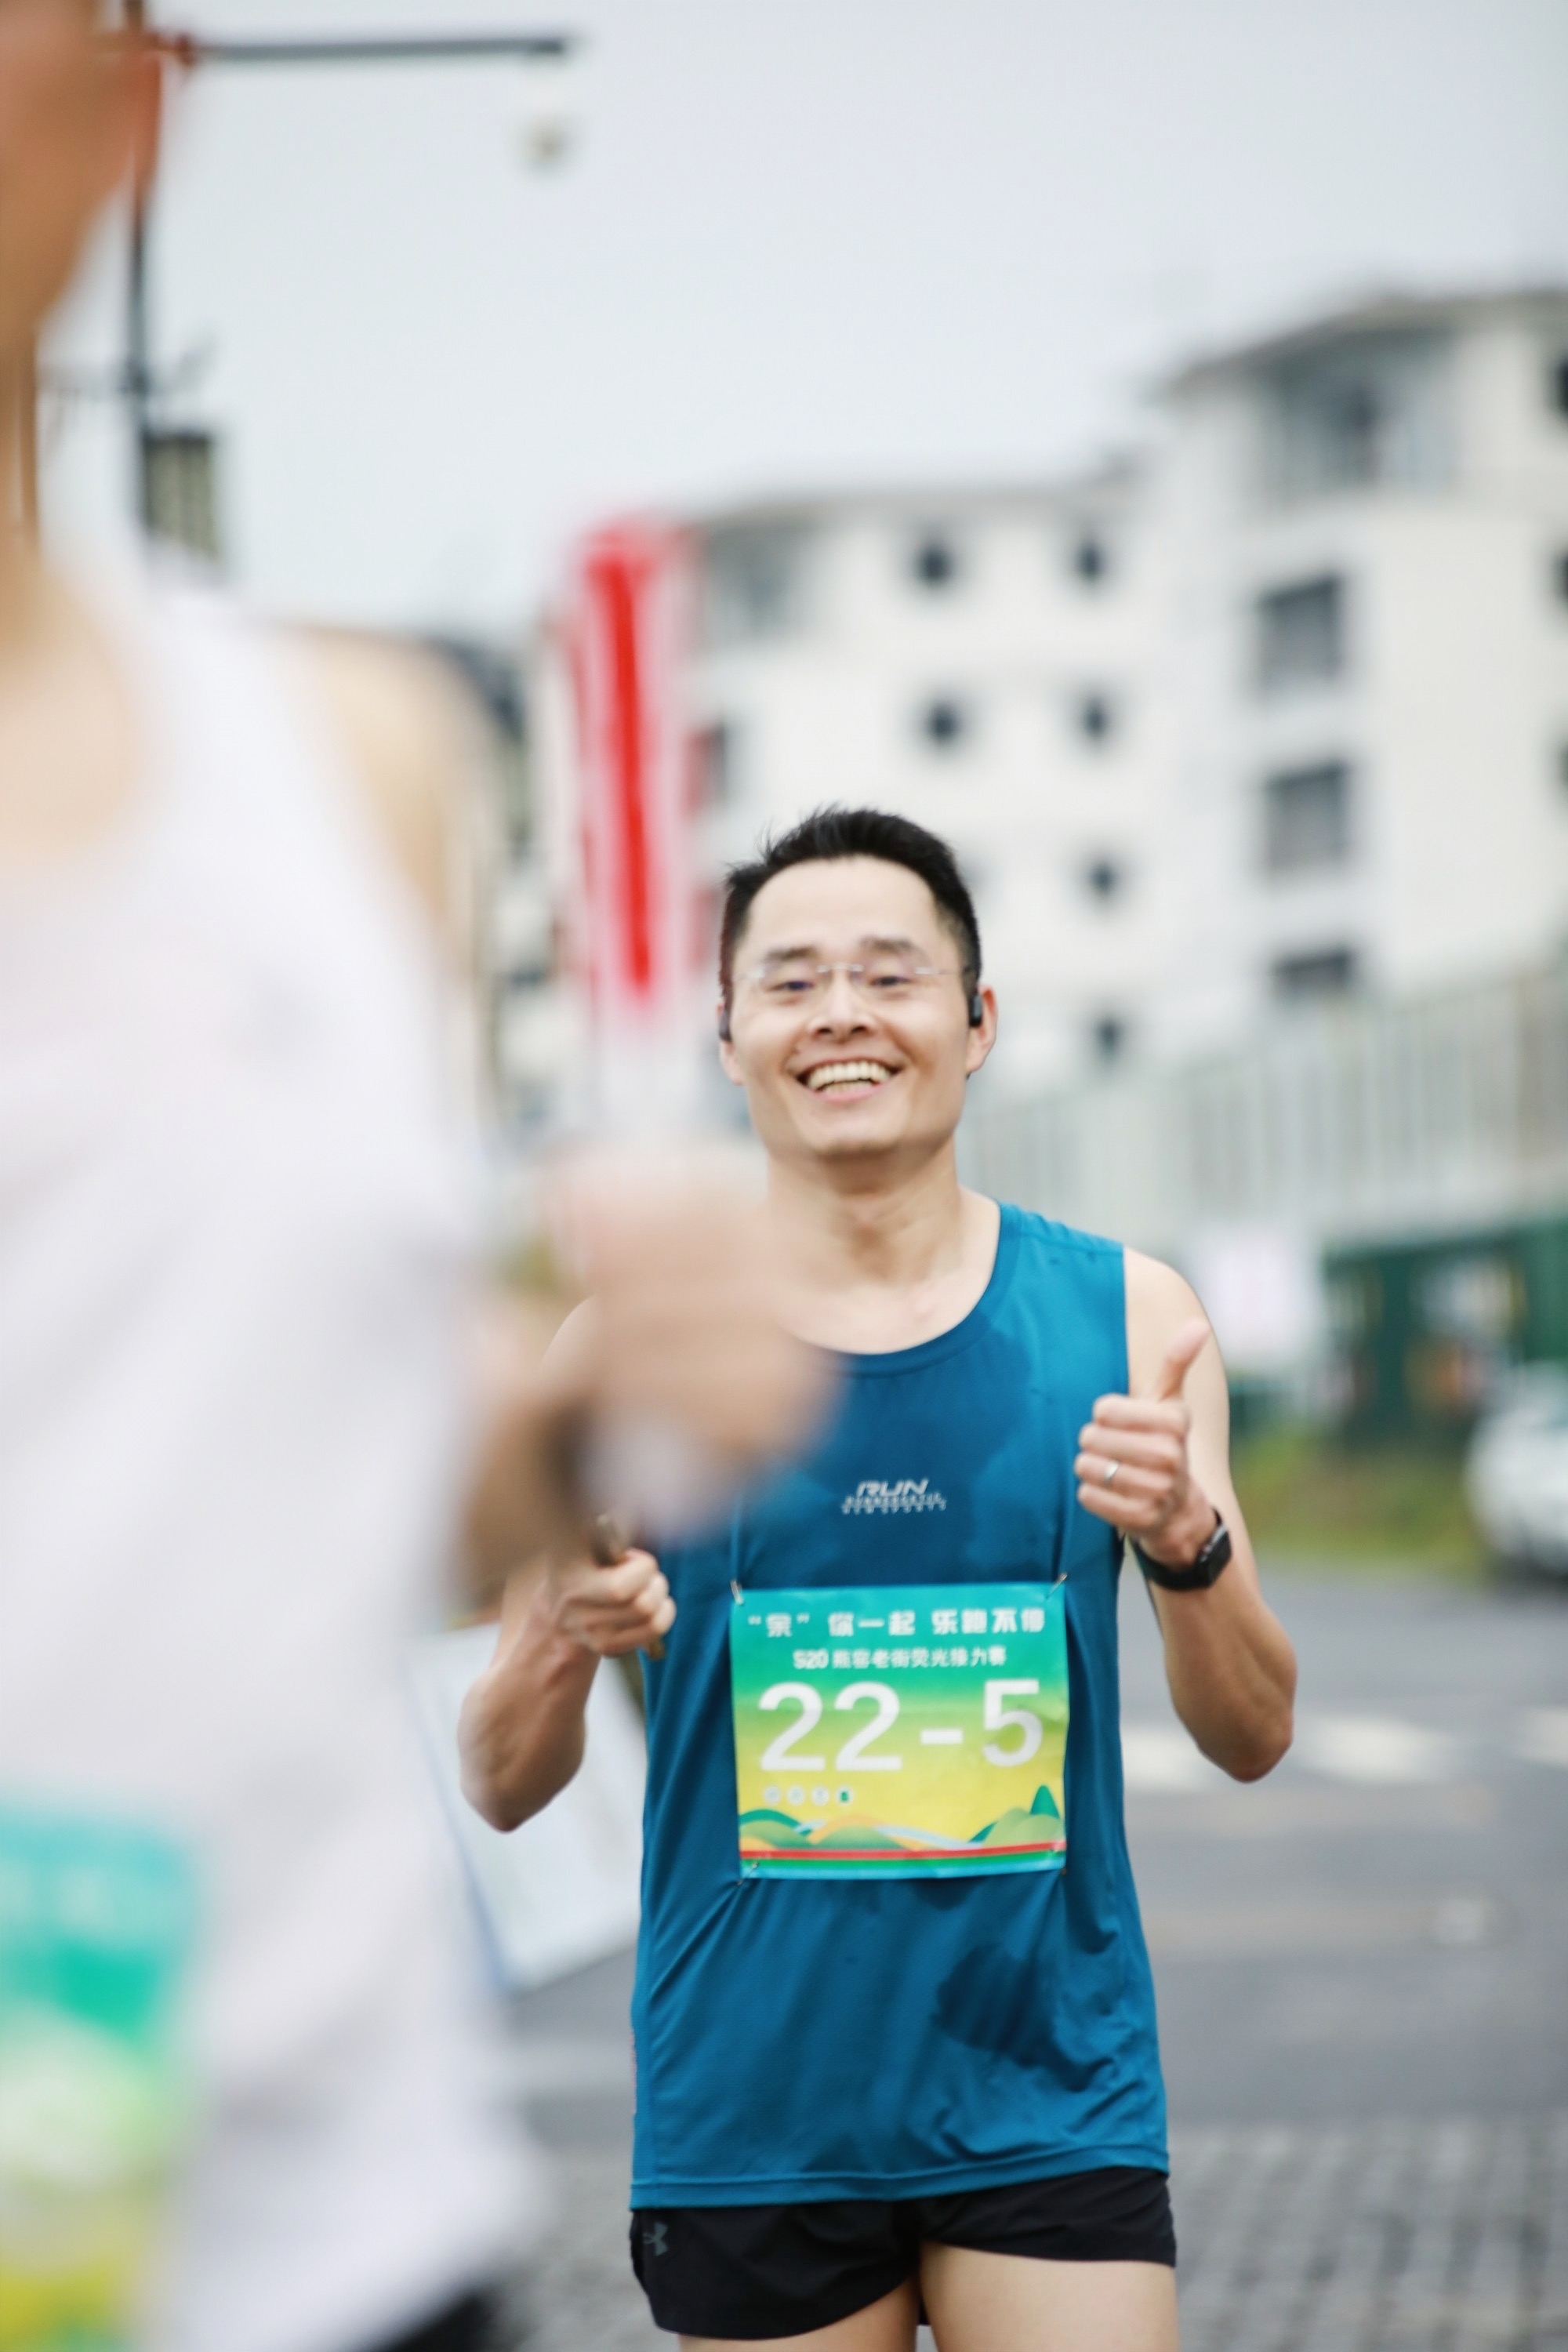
[968,989,985,1028]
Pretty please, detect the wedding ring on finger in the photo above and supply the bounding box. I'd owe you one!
[1102,1459,1121,1486]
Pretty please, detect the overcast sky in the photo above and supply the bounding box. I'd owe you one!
[42,0,1568,637]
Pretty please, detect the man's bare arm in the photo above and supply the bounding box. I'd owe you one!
[459,1564,601,1832]
[1076,1250,1296,1782]
[459,1531,674,1831]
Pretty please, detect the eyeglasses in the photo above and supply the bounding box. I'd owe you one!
[735,956,965,1008]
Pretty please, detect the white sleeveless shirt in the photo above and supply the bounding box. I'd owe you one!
[0,579,539,2352]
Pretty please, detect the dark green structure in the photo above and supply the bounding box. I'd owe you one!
[1325,1214,1568,1443]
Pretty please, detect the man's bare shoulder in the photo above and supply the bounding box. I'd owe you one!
[283,626,493,953]
[1123,1249,1208,1394]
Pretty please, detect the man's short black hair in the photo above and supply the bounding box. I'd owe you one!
[720,805,982,1002]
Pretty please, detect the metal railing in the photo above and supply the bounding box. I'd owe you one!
[960,964,1568,1257]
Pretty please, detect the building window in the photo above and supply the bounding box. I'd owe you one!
[1083,856,1127,903]
[504,956,551,994]
[143,428,224,564]
[697,719,740,807]
[1294,377,1381,488]
[1073,690,1116,745]
[918,695,971,752]
[1271,946,1359,1000]
[1549,353,1568,419]
[1260,334,1451,499]
[1071,531,1111,586]
[909,532,961,590]
[1262,760,1352,874]
[702,523,811,648]
[1256,575,1346,693]
[1091,1014,1128,1063]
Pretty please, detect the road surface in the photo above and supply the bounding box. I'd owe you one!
[492,1570,1568,2348]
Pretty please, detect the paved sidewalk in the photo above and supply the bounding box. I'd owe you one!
[1172,2115,1568,2350]
[506,2116,1568,2350]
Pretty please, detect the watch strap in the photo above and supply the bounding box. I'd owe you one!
[1134,1514,1232,1592]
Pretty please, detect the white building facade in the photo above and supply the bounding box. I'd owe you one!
[511,285,1568,1127]
[687,468,1165,1095]
[1154,285,1568,1060]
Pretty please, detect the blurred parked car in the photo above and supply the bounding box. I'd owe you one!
[1465,1365,1568,1578]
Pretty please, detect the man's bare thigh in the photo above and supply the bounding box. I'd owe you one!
[922,2242,1178,2352]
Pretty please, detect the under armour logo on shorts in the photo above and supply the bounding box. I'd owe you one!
[643,2220,670,2259]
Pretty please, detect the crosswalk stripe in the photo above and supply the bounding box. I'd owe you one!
[1123,1708,1568,1788]
[1293,1715,1464,1785]
[1514,1707,1568,1768]
[1120,1723,1225,1791]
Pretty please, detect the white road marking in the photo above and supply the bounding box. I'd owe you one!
[1294,1714,1464,1784]
[1121,1723,1219,1791]
[920,1727,964,1745]
[1144,1890,1505,1961]
[1513,1707,1568,1768]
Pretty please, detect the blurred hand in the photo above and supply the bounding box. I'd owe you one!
[546,1543,673,1657]
[547,1145,829,1477]
[465,1149,831,1593]
[1073,1316,1218,1566]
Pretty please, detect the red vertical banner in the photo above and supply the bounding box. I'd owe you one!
[562,521,702,1125]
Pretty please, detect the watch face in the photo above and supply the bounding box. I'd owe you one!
[1196,1524,1232,1581]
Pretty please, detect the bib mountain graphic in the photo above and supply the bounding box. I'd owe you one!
[841,1478,947,1515]
[739,1781,1062,1867]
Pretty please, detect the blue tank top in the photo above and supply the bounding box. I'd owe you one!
[630,1205,1167,2205]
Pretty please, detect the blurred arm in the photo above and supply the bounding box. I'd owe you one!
[1083,1252,1297,1782]
[291,642,829,1599]
[459,1562,601,1832]
[459,1501,673,1831]
[288,626,492,967]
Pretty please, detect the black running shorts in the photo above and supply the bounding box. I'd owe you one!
[630,2166,1176,2339]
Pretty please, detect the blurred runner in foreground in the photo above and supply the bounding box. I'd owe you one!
[463,808,1298,2352]
[0,9,821,2351]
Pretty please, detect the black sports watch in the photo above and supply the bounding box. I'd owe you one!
[1134,1512,1232,1592]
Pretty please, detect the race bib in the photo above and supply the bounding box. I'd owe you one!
[730,1582,1068,1882]
[0,1805,198,2351]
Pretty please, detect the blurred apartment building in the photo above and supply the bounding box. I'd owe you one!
[1156,285,1568,1061]
[691,286,1568,1083]
[513,283,1568,1108]
[508,285,1568,1430]
[688,461,1162,1097]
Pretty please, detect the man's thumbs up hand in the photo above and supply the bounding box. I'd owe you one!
[1150,1317,1210,1405]
[1075,1314,1219,1566]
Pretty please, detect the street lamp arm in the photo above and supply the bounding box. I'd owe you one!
[152,31,581,68]
[106,9,584,542]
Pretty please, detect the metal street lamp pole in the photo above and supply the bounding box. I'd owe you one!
[121,9,581,542]
[125,0,157,528]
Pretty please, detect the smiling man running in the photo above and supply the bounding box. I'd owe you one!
[462,806,1297,2352]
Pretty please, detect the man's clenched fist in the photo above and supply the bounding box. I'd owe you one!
[548,1544,673,1657]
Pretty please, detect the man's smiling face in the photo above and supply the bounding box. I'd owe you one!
[720,855,995,1174]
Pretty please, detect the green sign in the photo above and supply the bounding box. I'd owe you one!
[0,1806,198,2351]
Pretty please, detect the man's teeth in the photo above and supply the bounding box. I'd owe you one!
[804,1062,891,1091]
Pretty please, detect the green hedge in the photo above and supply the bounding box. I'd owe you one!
[1232,1424,1486,1578]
